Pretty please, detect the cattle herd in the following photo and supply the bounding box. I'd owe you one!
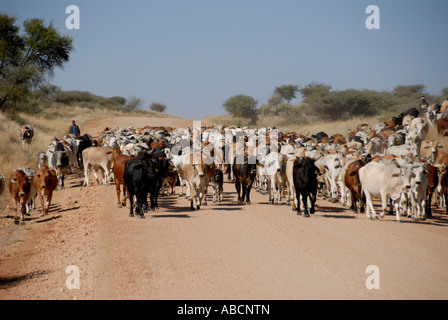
[3,100,448,225]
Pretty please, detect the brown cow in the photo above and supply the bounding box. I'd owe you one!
[331,133,347,145]
[436,117,448,137]
[113,154,135,207]
[33,166,58,216]
[8,170,34,224]
[344,160,365,213]
[420,140,442,165]
[425,164,438,218]
[436,151,448,166]
[439,166,448,215]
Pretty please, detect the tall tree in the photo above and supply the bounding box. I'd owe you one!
[223,94,258,124]
[274,84,299,104]
[0,13,73,113]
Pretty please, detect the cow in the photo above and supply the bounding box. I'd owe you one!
[359,160,412,222]
[33,166,58,216]
[37,151,48,169]
[112,154,135,207]
[320,153,345,202]
[419,140,442,165]
[343,159,366,213]
[146,146,172,210]
[123,151,155,218]
[410,117,429,138]
[425,164,438,218]
[392,107,419,126]
[8,170,34,224]
[82,146,117,186]
[439,166,448,215]
[76,134,94,168]
[436,117,448,137]
[47,141,70,189]
[20,125,34,149]
[211,168,224,203]
[182,151,215,210]
[265,152,287,205]
[292,157,319,217]
[403,162,429,221]
[232,155,257,205]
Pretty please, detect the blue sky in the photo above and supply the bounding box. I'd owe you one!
[3,0,448,120]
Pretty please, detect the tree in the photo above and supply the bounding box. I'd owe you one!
[125,96,144,110]
[274,84,299,104]
[392,84,426,98]
[267,92,284,107]
[223,94,258,124]
[150,102,166,113]
[0,13,73,113]
[299,82,332,103]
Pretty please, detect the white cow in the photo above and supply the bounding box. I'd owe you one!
[404,162,429,221]
[410,117,429,138]
[359,160,413,222]
[265,152,287,204]
[82,147,116,186]
[320,153,345,202]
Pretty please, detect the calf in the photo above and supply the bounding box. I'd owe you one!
[265,152,287,205]
[292,157,319,217]
[232,155,257,205]
[211,168,224,203]
[33,166,58,215]
[8,170,34,224]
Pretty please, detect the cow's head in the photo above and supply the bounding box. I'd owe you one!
[10,170,32,199]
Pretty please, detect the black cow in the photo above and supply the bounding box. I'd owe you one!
[76,134,93,168]
[232,155,257,204]
[123,148,171,218]
[293,157,319,217]
[392,107,419,126]
[147,146,171,210]
[124,152,154,218]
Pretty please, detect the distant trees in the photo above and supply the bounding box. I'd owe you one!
[223,94,258,124]
[0,13,73,114]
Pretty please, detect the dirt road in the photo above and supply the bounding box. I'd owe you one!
[1,116,448,300]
